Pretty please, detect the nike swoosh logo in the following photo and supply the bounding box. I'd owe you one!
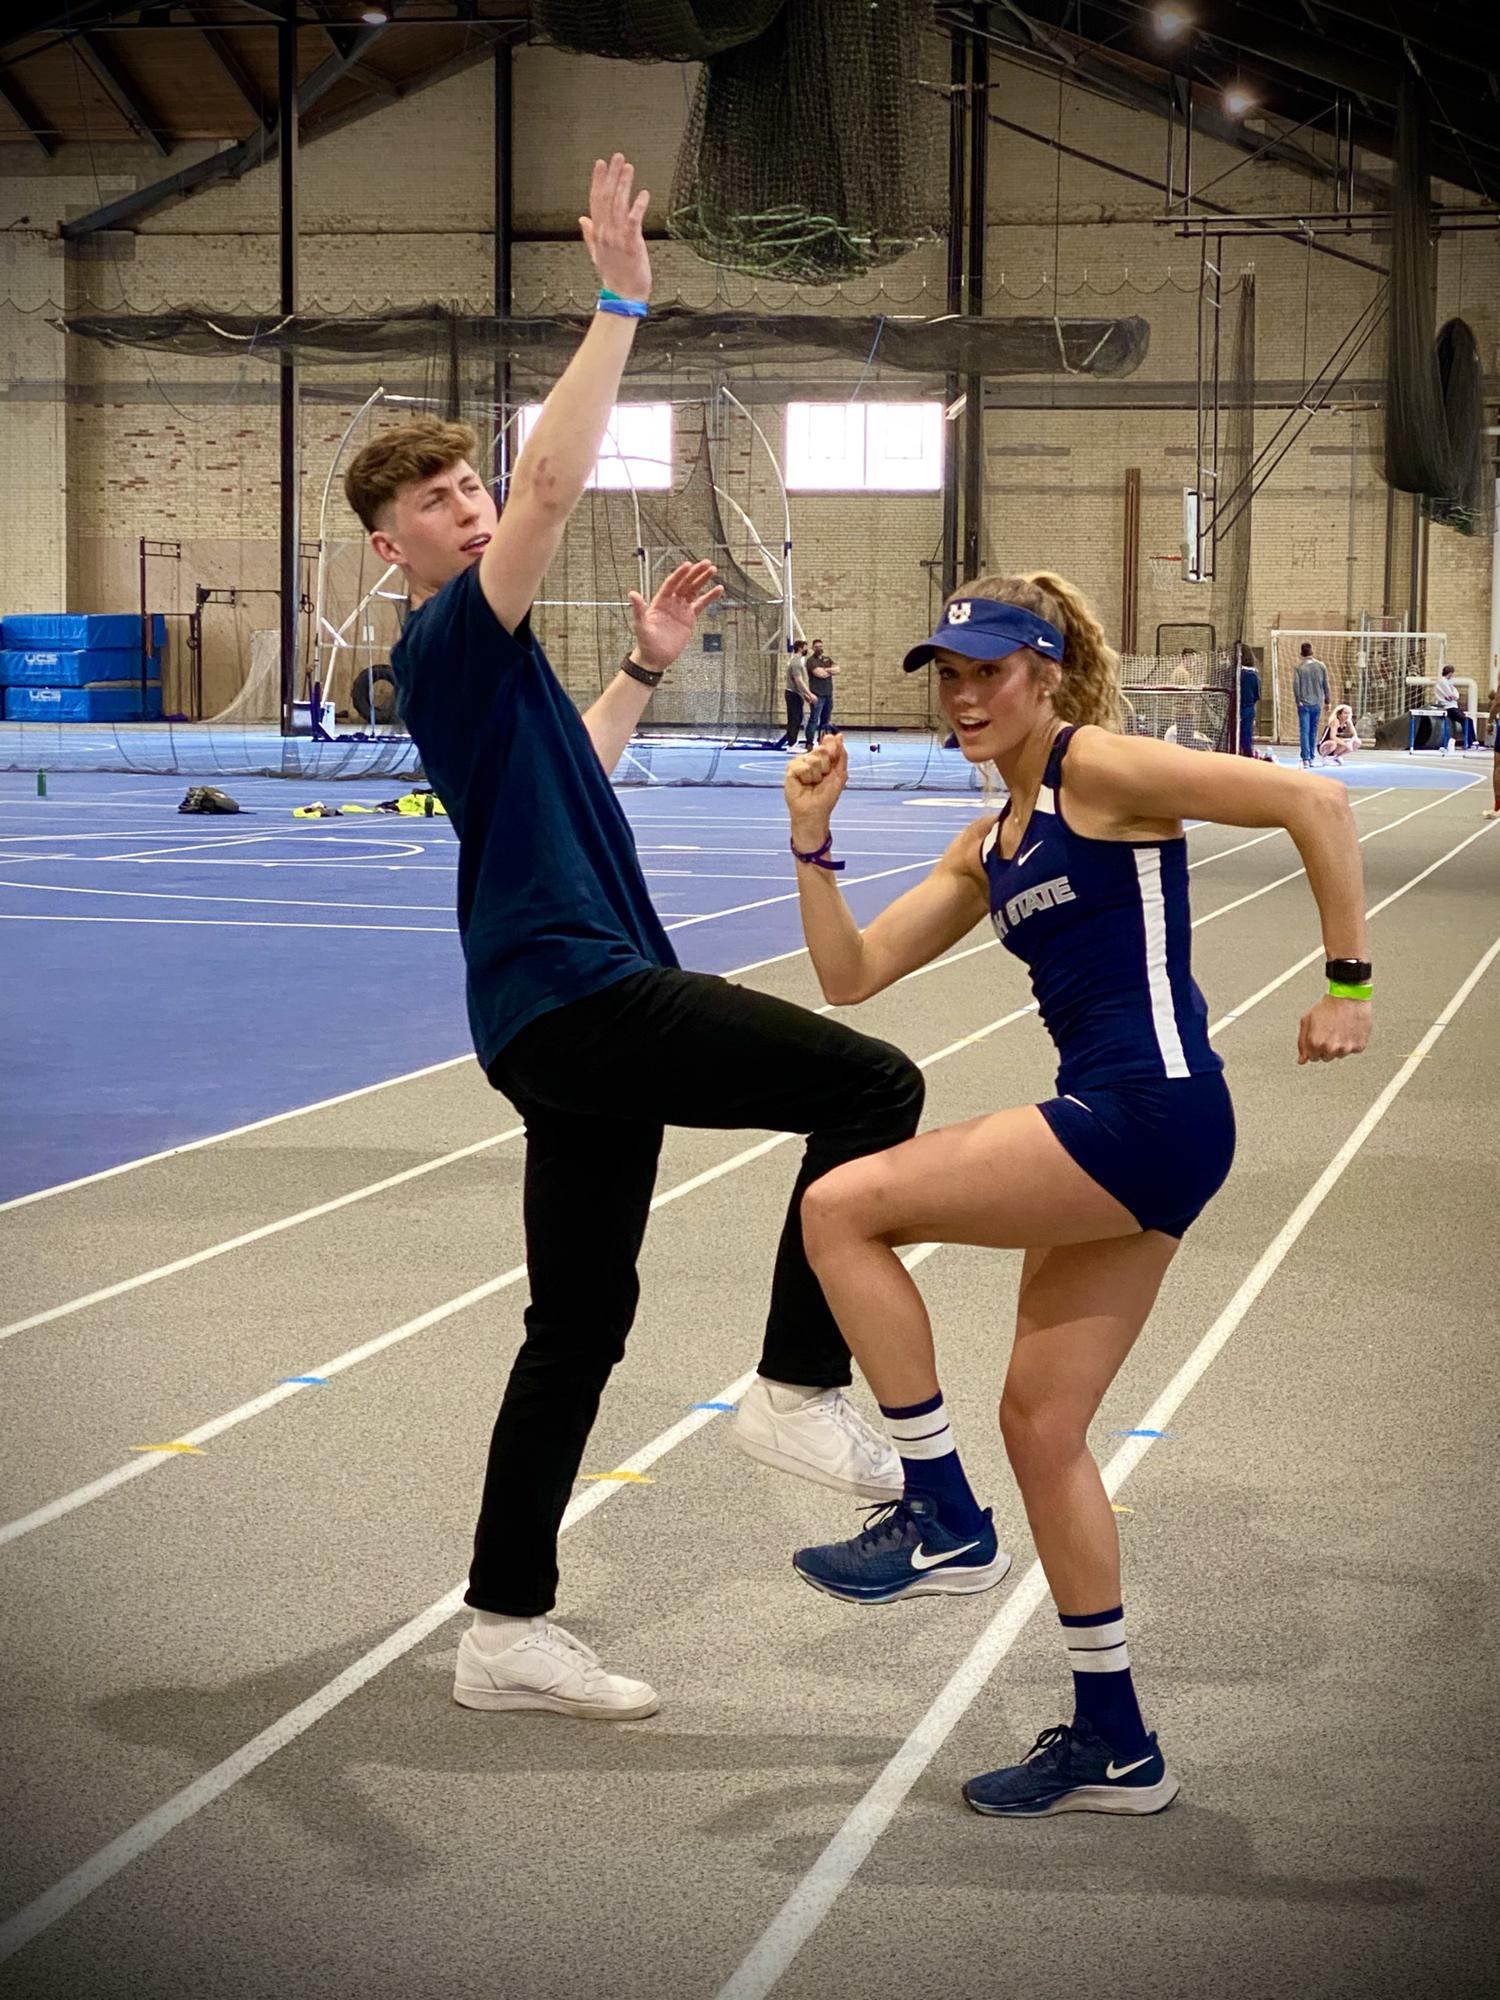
[1105,1755,1154,1780]
[910,1538,983,1571]
[1015,841,1042,868]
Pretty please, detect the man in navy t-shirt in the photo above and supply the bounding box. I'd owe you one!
[345,155,925,1723]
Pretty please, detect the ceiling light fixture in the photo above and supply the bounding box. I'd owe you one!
[361,5,391,23]
[1223,84,1256,117]
[1152,6,1191,37]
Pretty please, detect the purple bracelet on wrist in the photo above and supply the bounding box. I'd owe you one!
[790,832,844,872]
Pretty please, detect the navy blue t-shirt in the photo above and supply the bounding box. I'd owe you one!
[390,564,678,1068]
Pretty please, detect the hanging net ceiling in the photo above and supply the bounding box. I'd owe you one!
[532,0,785,60]
[57,305,1151,391]
[536,0,940,282]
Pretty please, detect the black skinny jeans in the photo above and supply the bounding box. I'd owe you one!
[781,690,806,746]
[470,966,924,1615]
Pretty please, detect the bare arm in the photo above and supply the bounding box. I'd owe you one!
[1066,727,1370,1062]
[581,561,722,774]
[784,737,990,1004]
[478,156,650,636]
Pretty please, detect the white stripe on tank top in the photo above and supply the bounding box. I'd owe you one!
[1132,847,1190,1078]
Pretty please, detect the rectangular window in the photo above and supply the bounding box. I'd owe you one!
[516,401,673,490]
[785,401,943,492]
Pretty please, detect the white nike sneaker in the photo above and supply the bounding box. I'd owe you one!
[453,1619,659,1720]
[733,1377,902,1501]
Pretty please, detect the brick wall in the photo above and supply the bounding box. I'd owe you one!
[2,44,1495,717]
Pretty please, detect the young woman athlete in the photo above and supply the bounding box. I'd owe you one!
[780,573,1373,1818]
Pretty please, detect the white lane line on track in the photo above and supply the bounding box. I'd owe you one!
[6,925,1494,1970]
[0,939,814,1218]
[712,923,1500,2000]
[0,1232,948,1969]
[0,932,1008,1354]
[10,807,1491,1546]
[0,1007,1037,1544]
[0,1126,523,1348]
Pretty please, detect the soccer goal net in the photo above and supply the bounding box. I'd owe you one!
[1268,628,1447,746]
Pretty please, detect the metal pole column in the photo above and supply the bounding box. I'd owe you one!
[493,38,514,500]
[961,4,989,583]
[940,23,967,600]
[277,3,300,736]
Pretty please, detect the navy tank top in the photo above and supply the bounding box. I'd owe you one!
[981,725,1222,1095]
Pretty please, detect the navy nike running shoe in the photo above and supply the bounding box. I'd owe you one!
[964,1718,1179,1817]
[792,1496,1011,1605]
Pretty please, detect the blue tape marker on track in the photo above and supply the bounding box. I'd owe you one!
[280,1375,327,1385]
[693,1401,737,1412]
[1114,1427,1171,1438]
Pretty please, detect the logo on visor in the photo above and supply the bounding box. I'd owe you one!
[946,602,972,625]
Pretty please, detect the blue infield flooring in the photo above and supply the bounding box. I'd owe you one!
[0,742,1486,1202]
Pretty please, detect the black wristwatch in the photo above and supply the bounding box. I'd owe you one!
[1325,957,1372,1000]
[621,654,663,689]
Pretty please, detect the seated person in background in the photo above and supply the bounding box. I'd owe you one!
[1433,667,1469,752]
[1317,703,1361,762]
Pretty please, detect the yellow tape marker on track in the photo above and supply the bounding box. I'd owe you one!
[1111,1503,1134,1515]
[129,1442,205,1455]
[582,1470,653,1483]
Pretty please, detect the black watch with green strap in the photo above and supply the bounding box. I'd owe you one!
[1325,957,1372,1001]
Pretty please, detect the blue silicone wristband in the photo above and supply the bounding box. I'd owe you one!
[597,289,648,319]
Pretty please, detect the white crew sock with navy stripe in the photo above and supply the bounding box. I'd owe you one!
[880,1391,985,1535]
[1060,1604,1151,1756]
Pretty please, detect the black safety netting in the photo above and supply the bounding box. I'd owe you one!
[1210,271,1255,655]
[667,0,943,282]
[533,0,784,59]
[1383,80,1487,531]
[56,305,1150,389]
[1427,317,1489,535]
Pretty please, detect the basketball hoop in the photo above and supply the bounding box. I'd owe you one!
[1148,553,1182,588]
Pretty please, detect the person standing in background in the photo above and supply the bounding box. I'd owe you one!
[806,639,838,745]
[1294,642,1330,769]
[1483,677,1499,817]
[779,640,812,750]
[1236,642,1261,757]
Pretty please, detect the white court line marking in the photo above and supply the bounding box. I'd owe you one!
[6,927,1493,1969]
[0,860,937,937]
[0,939,812,1218]
[10,808,1489,1538]
[0,926,1009,1354]
[713,924,1500,2000]
[97,833,278,863]
[0,780,1466,1215]
[0,912,457,933]
[0,877,458,915]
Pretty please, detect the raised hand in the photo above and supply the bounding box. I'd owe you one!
[579,154,652,303]
[785,733,848,837]
[628,561,723,672]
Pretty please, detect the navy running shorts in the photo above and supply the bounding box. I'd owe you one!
[1038,1071,1236,1238]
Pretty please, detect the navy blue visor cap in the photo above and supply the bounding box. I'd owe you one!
[902,598,1065,673]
